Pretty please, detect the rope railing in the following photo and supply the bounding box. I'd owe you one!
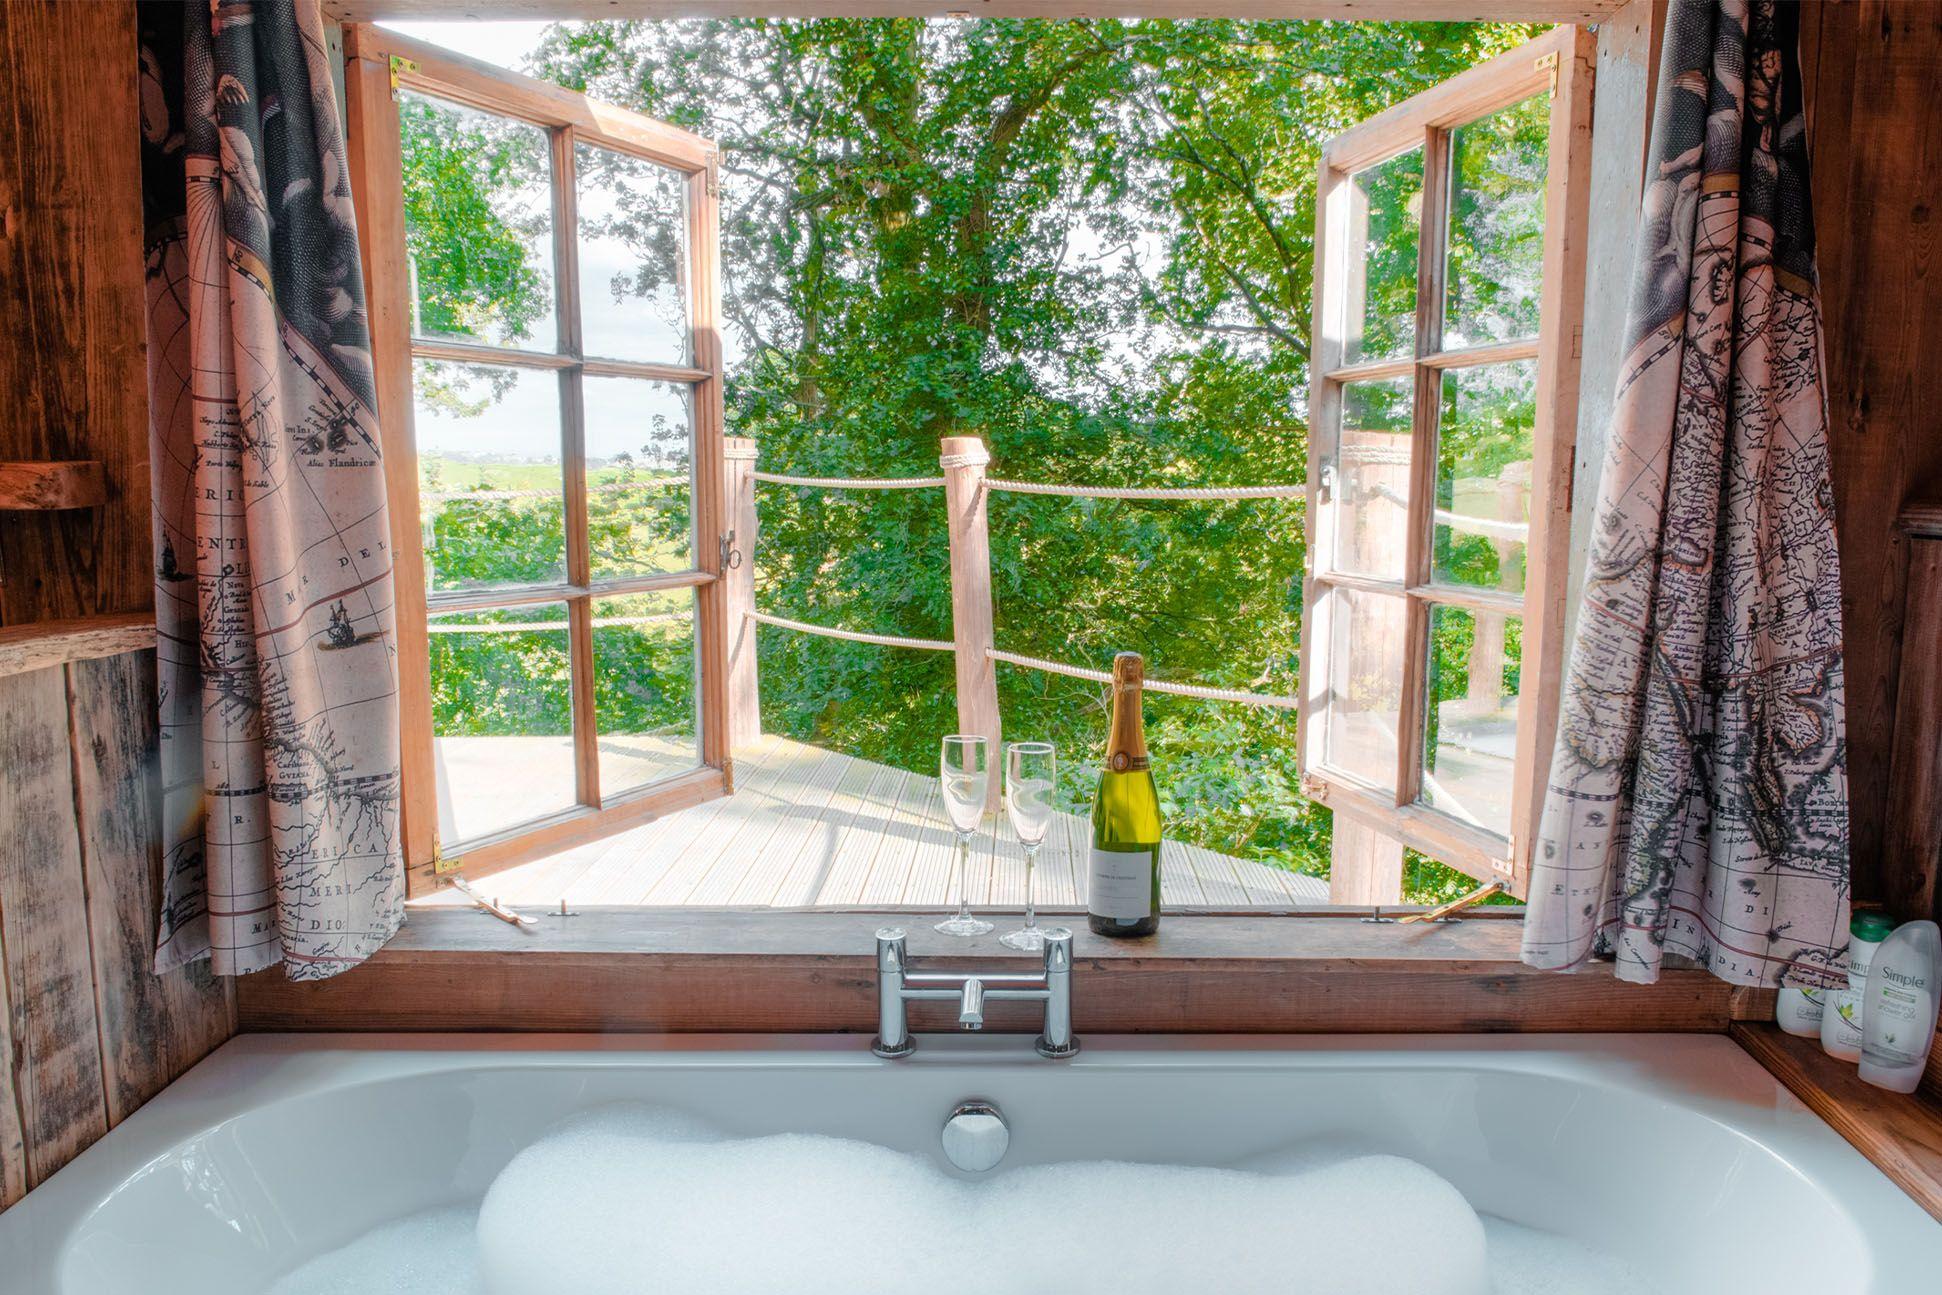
[741,610,1299,710]
[984,479,1303,501]
[986,647,1300,709]
[745,609,954,652]
[753,470,946,490]
[728,440,1306,732]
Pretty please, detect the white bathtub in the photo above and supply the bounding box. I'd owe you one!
[1,1032,1936,1292]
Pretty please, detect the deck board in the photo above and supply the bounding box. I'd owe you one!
[422,736,1329,912]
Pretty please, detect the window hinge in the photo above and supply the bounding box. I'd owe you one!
[1298,772,1330,802]
[389,54,418,96]
[1535,51,1560,98]
[1492,835,1519,878]
[720,530,742,570]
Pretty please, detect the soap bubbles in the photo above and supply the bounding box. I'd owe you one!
[271,1103,1645,1295]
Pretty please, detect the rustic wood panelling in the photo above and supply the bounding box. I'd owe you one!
[70,654,233,1125]
[0,653,233,1213]
[0,667,108,1190]
[0,1,152,625]
[1883,511,1942,926]
[1799,0,1942,906]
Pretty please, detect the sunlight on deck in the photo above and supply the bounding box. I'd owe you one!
[417,734,1328,911]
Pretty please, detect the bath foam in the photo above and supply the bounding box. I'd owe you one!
[268,1204,485,1295]
[476,1103,1490,1295]
[1481,1216,1651,1294]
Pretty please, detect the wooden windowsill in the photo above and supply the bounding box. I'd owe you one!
[1731,1023,1942,1224]
[0,613,156,678]
[237,908,1772,1035]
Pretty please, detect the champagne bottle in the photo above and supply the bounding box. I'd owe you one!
[1088,652,1161,937]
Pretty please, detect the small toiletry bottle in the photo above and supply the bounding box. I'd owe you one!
[1775,983,1824,1038]
[1820,912,1895,1062]
[1858,920,1940,1094]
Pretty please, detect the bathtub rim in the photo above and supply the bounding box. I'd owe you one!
[1,1031,1936,1289]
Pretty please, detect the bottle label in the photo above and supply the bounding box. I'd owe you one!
[1108,752,1150,773]
[1863,970,1933,1068]
[1822,987,1864,1052]
[1089,847,1154,920]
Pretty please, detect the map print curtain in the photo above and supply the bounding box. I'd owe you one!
[141,0,404,979]
[1521,0,1848,987]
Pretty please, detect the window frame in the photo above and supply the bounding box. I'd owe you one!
[342,24,732,897]
[1298,27,1595,899]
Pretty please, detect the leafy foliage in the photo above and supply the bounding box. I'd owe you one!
[420,17,1549,899]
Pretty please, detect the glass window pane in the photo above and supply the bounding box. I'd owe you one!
[1421,604,1521,837]
[1433,360,1537,595]
[576,144,691,364]
[1332,375,1415,581]
[413,361,567,593]
[584,377,694,580]
[1321,585,1409,792]
[1341,148,1422,366]
[593,590,699,798]
[429,603,578,844]
[1445,94,1549,348]
[397,90,557,351]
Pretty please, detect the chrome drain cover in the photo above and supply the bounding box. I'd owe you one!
[941,1100,1009,1173]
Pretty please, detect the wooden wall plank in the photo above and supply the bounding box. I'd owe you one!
[0,884,24,1210]
[0,667,107,1188]
[1882,530,1942,925]
[70,653,233,1126]
[1803,0,1942,901]
[0,1,151,625]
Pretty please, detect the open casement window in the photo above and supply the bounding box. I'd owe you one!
[1299,28,1594,900]
[342,26,731,896]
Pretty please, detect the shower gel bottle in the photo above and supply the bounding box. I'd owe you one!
[1858,920,1940,1094]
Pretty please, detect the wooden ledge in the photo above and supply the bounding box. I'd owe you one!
[238,909,1771,1035]
[1732,1023,1942,1223]
[0,613,156,678]
[0,460,106,510]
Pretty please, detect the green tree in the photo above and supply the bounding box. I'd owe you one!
[424,17,1546,899]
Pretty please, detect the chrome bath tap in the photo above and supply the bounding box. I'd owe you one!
[872,927,1078,1060]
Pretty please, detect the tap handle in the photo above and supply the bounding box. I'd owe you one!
[876,927,908,973]
[1042,928,1073,974]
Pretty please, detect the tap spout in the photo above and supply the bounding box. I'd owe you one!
[959,976,985,1030]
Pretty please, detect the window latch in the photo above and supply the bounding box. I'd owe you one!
[1317,462,1336,505]
[720,530,742,571]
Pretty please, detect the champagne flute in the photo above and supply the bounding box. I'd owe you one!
[936,735,994,937]
[1001,741,1057,952]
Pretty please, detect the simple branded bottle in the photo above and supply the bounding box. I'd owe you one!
[1820,911,1895,1062]
[1087,652,1161,938]
[1858,920,1940,1094]
[1774,983,1824,1038]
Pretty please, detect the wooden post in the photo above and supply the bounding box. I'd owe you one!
[723,438,761,751]
[940,436,1001,808]
[1329,812,1406,906]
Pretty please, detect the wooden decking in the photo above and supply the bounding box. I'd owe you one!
[419,734,1328,911]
